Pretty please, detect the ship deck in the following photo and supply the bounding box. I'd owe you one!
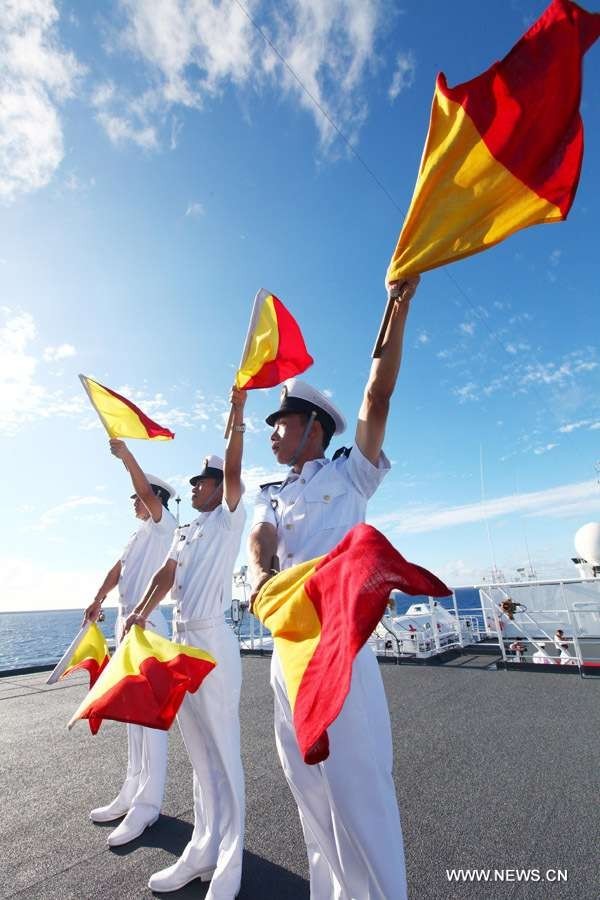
[1,652,598,899]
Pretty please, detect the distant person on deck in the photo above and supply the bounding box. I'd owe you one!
[532,642,552,664]
[553,628,569,652]
[509,639,527,662]
[248,276,419,900]
[553,628,576,665]
[83,439,176,847]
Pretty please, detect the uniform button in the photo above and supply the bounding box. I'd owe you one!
[300,478,305,484]
[323,494,331,502]
[285,523,293,530]
[178,585,182,589]
[287,553,293,559]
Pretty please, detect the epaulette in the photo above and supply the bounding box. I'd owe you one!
[259,480,284,491]
[332,446,351,461]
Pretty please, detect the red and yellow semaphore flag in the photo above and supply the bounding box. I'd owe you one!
[60,623,110,688]
[387,0,600,282]
[234,289,313,390]
[68,626,216,734]
[79,375,175,440]
[254,524,451,764]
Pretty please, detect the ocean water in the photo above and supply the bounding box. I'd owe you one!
[0,588,483,672]
[0,605,265,672]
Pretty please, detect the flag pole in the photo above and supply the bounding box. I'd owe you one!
[79,374,112,435]
[224,289,262,438]
[46,623,91,684]
[371,282,406,358]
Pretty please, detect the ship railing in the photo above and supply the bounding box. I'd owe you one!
[477,580,600,675]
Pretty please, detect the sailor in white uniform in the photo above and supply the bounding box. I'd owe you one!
[124,388,247,899]
[532,643,552,664]
[248,276,419,900]
[83,438,177,847]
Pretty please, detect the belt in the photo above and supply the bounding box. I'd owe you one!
[173,615,224,633]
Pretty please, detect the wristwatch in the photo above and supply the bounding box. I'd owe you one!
[233,424,246,433]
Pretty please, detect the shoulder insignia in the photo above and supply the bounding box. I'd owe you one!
[332,446,351,461]
[259,480,284,491]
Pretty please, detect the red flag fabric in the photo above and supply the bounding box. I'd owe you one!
[387,0,600,281]
[234,289,313,390]
[254,524,451,763]
[68,626,216,734]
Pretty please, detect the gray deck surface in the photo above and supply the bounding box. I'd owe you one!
[0,654,598,899]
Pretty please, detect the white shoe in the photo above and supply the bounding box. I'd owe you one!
[148,858,216,892]
[89,797,130,823]
[107,807,159,847]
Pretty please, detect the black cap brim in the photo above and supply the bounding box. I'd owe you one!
[265,396,335,440]
[190,467,224,486]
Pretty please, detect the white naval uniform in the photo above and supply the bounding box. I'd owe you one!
[114,509,176,819]
[168,498,246,900]
[252,444,407,900]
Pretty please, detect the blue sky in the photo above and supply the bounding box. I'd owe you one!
[1,0,599,611]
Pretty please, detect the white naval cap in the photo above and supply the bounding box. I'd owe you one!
[190,454,224,486]
[265,378,346,438]
[130,474,176,500]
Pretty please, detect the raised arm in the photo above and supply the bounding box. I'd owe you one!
[123,559,177,634]
[83,559,122,624]
[110,438,163,522]
[223,387,246,512]
[355,276,420,465]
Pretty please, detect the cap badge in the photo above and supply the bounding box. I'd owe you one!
[280,384,288,402]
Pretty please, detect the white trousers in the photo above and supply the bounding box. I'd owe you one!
[271,644,407,900]
[175,620,245,900]
[114,608,169,816]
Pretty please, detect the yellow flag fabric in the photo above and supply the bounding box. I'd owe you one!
[387,0,600,281]
[61,622,109,688]
[79,375,175,440]
[387,83,562,281]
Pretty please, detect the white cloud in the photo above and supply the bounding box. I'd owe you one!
[242,464,285,498]
[95,0,382,153]
[416,331,429,345]
[34,495,112,531]
[549,249,562,267]
[0,555,105,612]
[0,0,85,201]
[43,342,76,362]
[454,381,478,403]
[0,308,85,435]
[185,200,205,217]
[388,50,415,101]
[533,443,557,455]
[559,420,591,434]
[370,479,600,536]
[519,356,598,387]
[460,321,476,336]
[94,108,158,149]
